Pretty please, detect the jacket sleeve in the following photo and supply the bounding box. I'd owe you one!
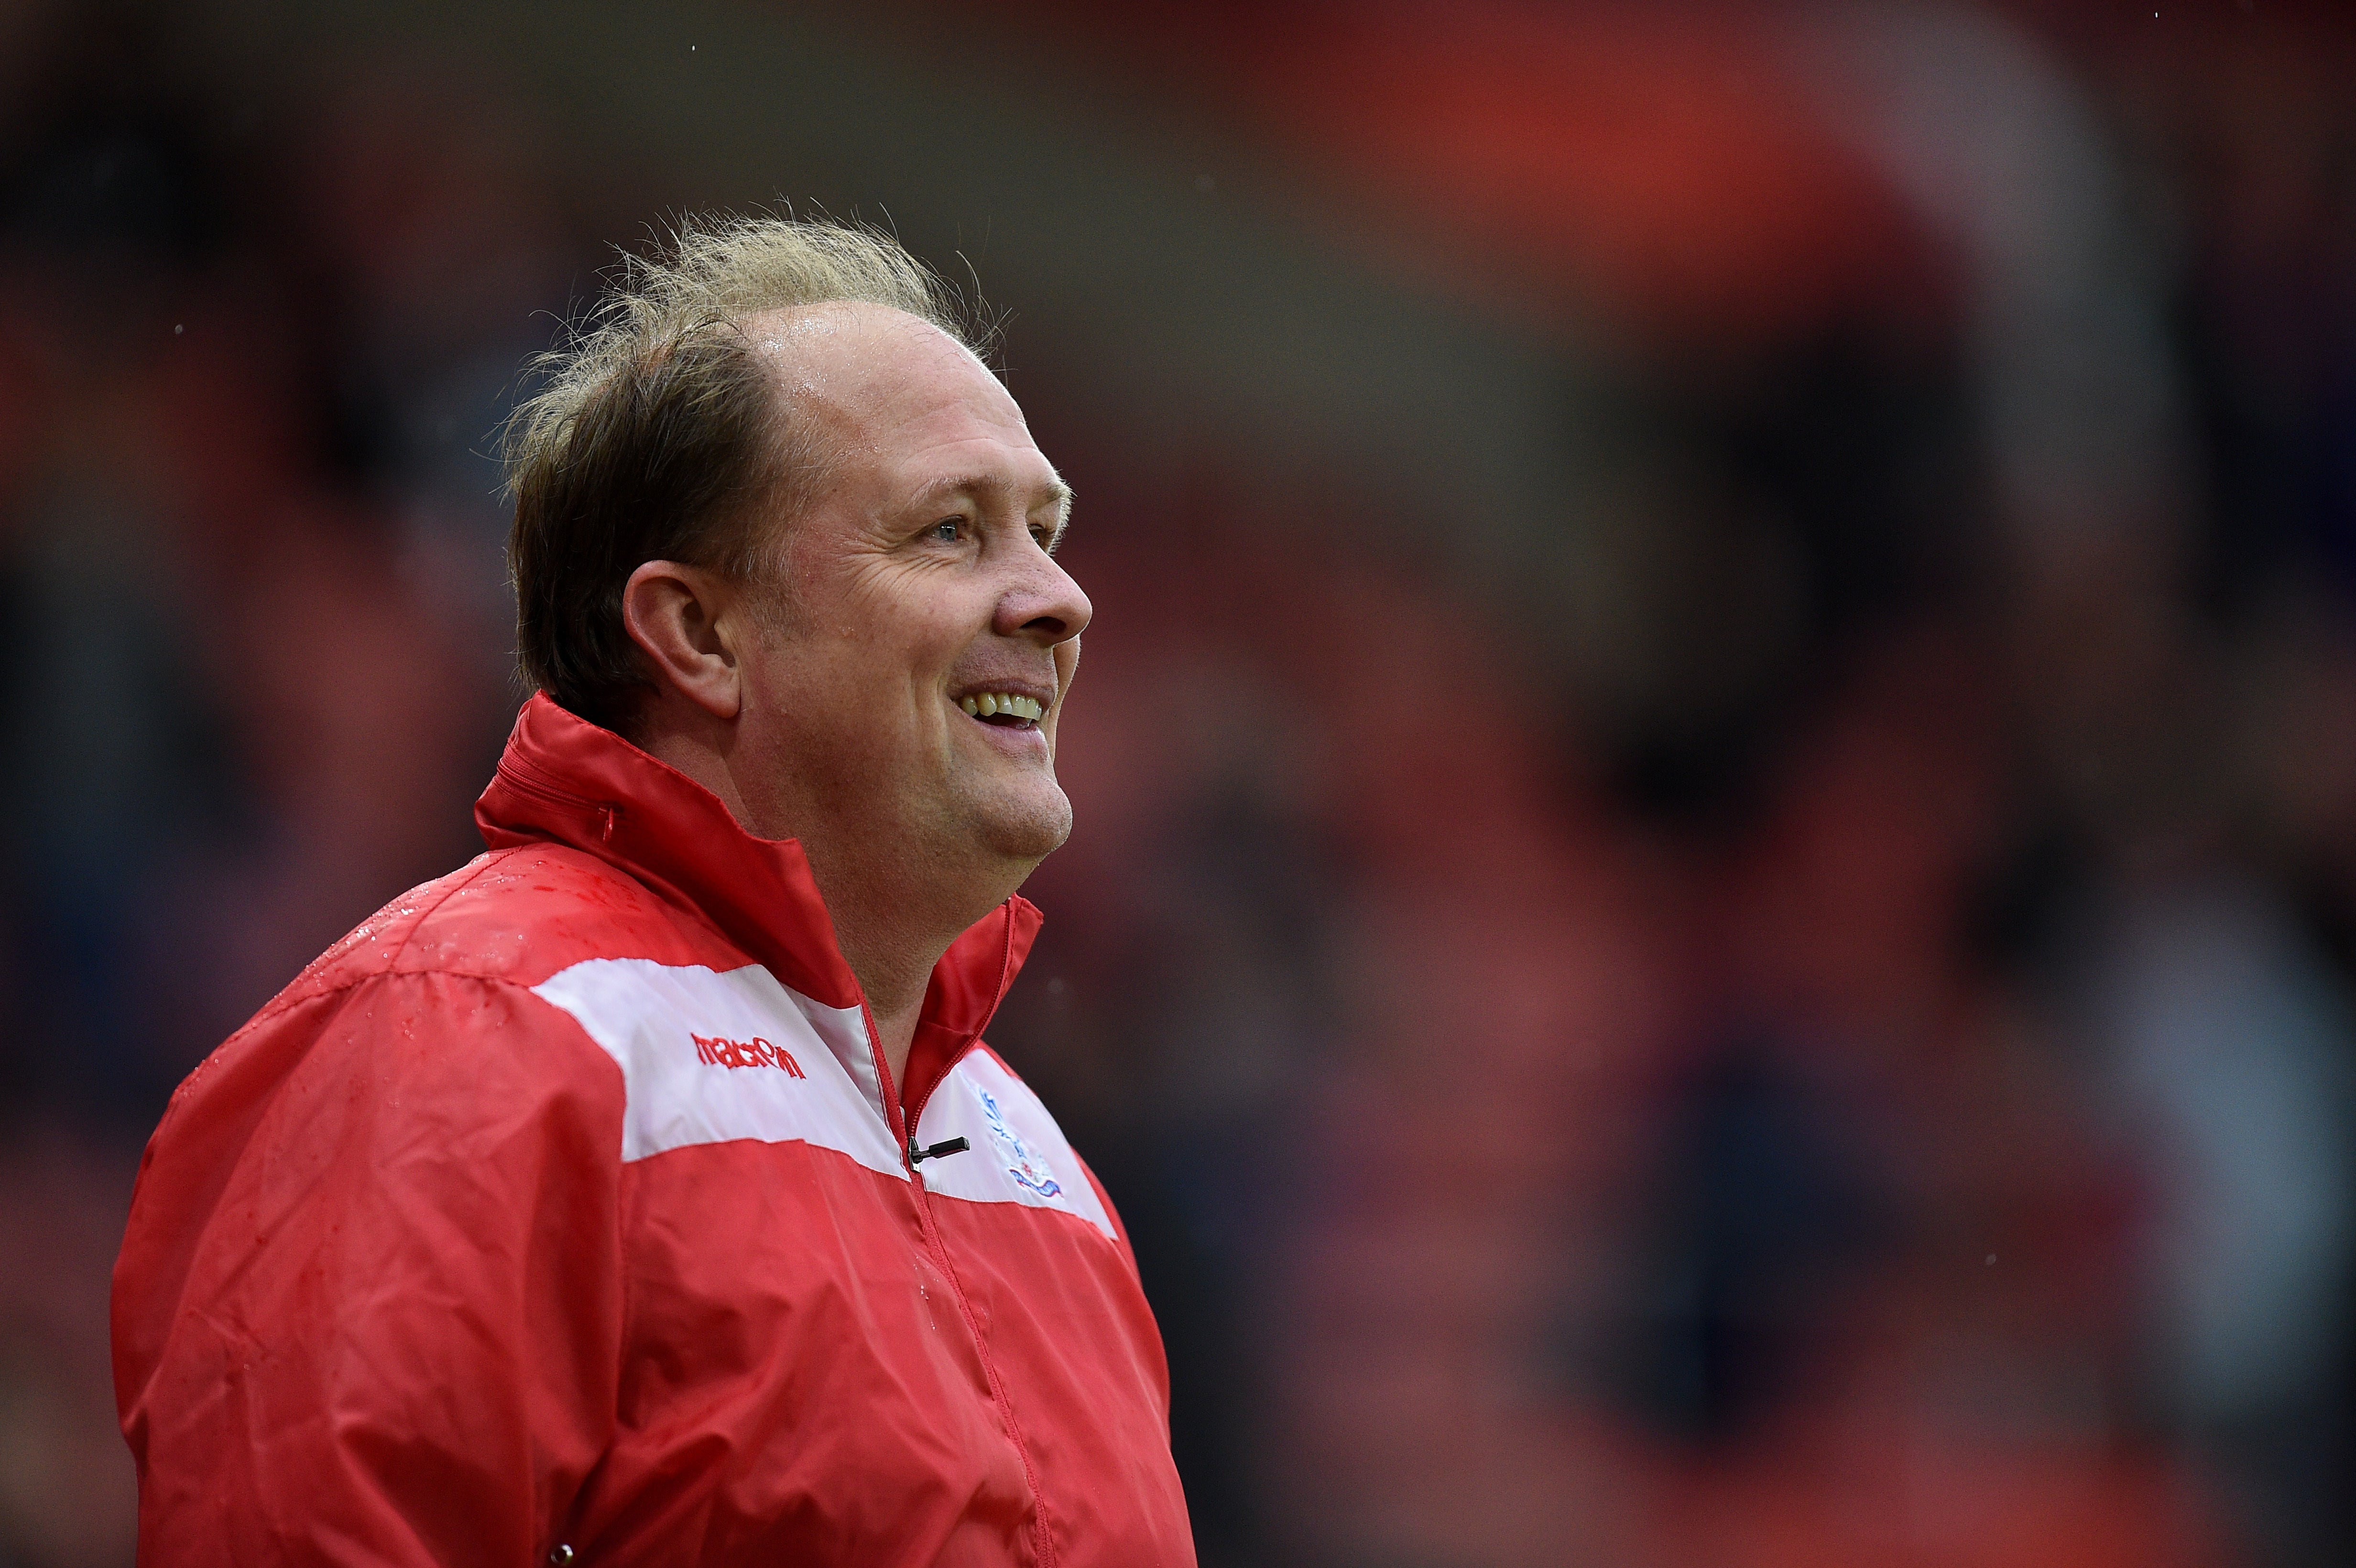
[112,970,625,1566]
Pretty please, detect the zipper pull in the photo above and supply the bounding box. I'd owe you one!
[908,1135,970,1165]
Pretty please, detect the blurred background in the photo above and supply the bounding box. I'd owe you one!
[2,0,2352,1562]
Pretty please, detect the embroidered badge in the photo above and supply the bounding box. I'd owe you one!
[980,1088,1063,1199]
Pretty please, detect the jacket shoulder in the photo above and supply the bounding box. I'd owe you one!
[280,845,739,1008]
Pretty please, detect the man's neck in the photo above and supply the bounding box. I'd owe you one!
[632,715,1015,1092]
[802,824,1034,1091]
[827,914,939,1093]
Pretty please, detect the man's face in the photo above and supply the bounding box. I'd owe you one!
[730,304,1089,876]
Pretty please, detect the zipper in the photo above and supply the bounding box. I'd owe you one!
[495,761,620,843]
[494,757,596,809]
[858,998,1058,1568]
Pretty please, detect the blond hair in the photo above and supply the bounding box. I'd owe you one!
[504,215,977,731]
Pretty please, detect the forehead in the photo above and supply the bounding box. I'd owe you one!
[746,303,1052,496]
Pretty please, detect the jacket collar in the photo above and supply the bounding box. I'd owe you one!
[475,694,1042,1125]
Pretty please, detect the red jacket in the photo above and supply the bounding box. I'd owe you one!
[112,695,1195,1566]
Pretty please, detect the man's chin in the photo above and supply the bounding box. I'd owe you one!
[969,786,1074,866]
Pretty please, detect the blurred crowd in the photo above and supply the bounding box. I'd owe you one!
[2,2,2352,1565]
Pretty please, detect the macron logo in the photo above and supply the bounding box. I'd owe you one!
[693,1034,806,1078]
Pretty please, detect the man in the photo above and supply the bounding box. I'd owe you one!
[112,217,1196,1565]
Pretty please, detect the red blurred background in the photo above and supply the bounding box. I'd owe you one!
[2,1,2352,1563]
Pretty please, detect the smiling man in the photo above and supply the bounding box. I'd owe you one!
[112,218,1196,1566]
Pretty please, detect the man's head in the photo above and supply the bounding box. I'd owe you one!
[504,218,1088,900]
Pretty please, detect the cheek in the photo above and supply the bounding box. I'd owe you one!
[887,617,989,696]
[829,560,973,663]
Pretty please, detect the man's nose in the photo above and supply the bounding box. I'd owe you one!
[997,549,1091,648]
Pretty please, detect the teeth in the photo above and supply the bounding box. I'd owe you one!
[960,692,1046,722]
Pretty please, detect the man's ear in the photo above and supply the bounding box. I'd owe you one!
[622,560,742,720]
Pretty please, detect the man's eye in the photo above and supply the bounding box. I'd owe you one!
[930,519,961,542]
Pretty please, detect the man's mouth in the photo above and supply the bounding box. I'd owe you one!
[959,691,1047,729]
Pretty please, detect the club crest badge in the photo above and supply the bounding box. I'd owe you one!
[980,1088,1063,1200]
